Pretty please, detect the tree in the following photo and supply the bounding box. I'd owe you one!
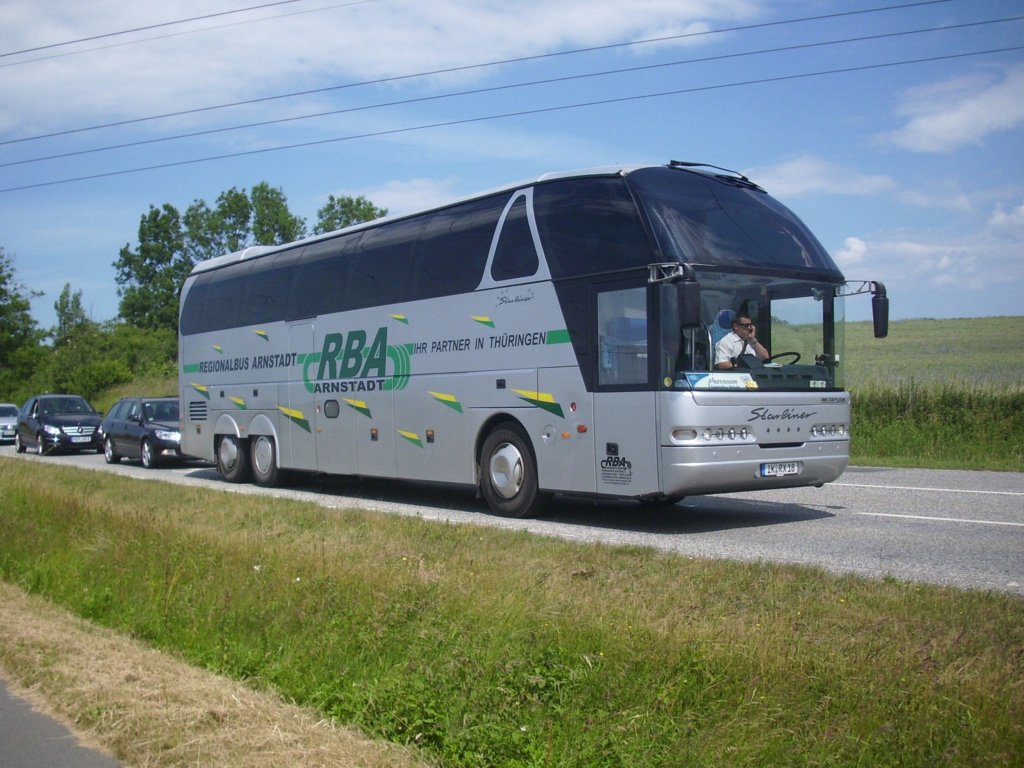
[0,248,44,399]
[52,283,93,348]
[251,182,306,244]
[114,183,383,334]
[114,204,188,331]
[313,194,388,235]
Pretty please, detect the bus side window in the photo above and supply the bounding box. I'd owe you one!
[598,287,647,386]
[491,195,539,281]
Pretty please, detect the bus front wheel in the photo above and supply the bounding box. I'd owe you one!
[251,435,280,487]
[217,434,251,483]
[480,424,542,518]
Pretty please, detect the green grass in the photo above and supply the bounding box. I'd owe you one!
[844,316,1024,389]
[1,459,1021,767]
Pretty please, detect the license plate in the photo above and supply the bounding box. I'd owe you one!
[760,461,801,478]
[71,436,90,443]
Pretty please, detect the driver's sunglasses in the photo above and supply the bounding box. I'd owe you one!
[736,322,755,329]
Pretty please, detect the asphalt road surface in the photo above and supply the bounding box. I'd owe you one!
[3,445,1023,595]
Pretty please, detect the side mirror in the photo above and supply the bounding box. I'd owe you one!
[871,281,889,339]
[676,280,701,328]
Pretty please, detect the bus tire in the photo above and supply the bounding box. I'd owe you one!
[480,423,542,518]
[216,434,251,483]
[251,435,280,487]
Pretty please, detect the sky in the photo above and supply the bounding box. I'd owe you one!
[1,0,1022,330]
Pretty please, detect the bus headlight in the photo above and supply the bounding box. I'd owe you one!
[810,423,847,438]
[670,426,751,443]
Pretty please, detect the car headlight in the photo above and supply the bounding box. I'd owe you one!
[154,429,181,442]
[44,424,62,436]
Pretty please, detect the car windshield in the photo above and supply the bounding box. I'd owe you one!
[0,405,17,417]
[144,401,179,422]
[42,397,93,415]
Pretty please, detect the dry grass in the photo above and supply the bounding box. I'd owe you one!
[0,581,431,768]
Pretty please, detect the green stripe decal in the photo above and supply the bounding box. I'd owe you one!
[398,429,423,447]
[429,391,463,413]
[511,389,564,418]
[546,328,571,344]
[278,406,311,433]
[344,398,372,419]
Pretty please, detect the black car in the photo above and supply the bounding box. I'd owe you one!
[101,396,183,468]
[15,394,103,454]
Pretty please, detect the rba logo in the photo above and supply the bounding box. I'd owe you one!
[601,455,633,471]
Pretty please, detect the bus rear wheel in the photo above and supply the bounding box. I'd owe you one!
[480,423,542,518]
[251,435,280,487]
[217,434,251,483]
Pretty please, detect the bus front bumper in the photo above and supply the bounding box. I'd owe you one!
[659,440,849,497]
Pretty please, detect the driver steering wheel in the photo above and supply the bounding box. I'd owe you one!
[764,351,801,365]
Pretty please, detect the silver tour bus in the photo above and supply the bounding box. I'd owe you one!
[178,161,888,517]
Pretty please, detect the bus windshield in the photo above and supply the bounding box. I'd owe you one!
[659,271,846,391]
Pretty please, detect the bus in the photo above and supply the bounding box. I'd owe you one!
[178,160,888,517]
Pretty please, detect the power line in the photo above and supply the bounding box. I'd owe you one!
[3,45,1018,194]
[0,0,384,69]
[0,0,958,146]
[0,0,307,58]
[4,15,1018,170]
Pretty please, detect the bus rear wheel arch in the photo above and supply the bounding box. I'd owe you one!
[216,434,251,483]
[479,421,543,518]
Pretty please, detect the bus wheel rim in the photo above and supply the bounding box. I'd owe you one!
[252,436,273,475]
[489,442,524,499]
[218,437,238,470]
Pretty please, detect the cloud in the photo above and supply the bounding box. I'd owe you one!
[745,155,895,198]
[354,177,463,216]
[834,236,867,267]
[988,200,1024,239]
[830,196,1024,310]
[0,0,763,134]
[748,154,975,212]
[881,66,1024,154]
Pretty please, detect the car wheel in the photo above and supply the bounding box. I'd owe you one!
[35,432,45,456]
[141,439,156,469]
[15,433,25,453]
[251,435,280,487]
[104,437,121,464]
[479,422,543,518]
[216,434,251,483]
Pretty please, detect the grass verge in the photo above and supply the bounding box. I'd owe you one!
[850,382,1024,470]
[1,458,1021,767]
[0,581,429,768]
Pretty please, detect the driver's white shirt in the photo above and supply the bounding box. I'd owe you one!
[715,331,757,366]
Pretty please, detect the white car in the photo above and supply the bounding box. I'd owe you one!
[0,402,18,443]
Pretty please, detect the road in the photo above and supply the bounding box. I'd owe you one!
[3,446,1023,595]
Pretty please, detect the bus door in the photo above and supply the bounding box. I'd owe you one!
[536,367,595,494]
[284,323,317,470]
[591,282,660,496]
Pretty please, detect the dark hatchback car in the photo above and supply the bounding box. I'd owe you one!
[101,396,183,468]
[15,394,103,454]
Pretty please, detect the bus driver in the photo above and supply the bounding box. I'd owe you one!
[715,313,769,369]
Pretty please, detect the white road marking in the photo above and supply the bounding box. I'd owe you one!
[855,512,1024,528]
[837,482,1024,497]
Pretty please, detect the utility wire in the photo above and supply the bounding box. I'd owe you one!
[0,0,307,58]
[0,0,381,69]
[0,0,958,146]
[2,45,1019,194]
[4,15,1017,170]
